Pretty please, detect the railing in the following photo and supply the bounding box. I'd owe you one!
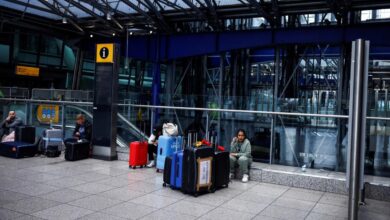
[1,97,390,175]
[31,88,94,102]
[0,87,29,99]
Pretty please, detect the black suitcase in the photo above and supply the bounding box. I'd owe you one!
[163,156,172,187]
[65,141,89,161]
[0,141,37,158]
[213,151,230,189]
[0,126,37,158]
[46,145,61,157]
[181,146,215,196]
[15,126,35,143]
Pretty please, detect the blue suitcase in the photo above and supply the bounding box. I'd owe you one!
[170,150,184,189]
[156,136,182,171]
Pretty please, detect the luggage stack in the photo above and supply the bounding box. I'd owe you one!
[162,131,230,197]
[181,146,215,196]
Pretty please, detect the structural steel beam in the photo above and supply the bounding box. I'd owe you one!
[4,0,60,16]
[126,23,390,61]
[37,0,84,33]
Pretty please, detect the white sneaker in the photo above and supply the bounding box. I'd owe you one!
[147,160,155,168]
[242,174,249,183]
[229,173,234,180]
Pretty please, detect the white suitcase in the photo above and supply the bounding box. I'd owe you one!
[40,129,64,157]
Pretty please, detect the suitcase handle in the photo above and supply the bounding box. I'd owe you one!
[187,131,197,148]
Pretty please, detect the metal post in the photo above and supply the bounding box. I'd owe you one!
[336,44,345,171]
[347,39,369,220]
[270,47,280,164]
[218,53,225,145]
[61,104,66,138]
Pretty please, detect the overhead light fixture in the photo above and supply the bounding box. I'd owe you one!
[106,13,111,20]
[112,32,116,36]
[149,30,153,34]
[129,32,133,35]
[90,34,93,38]
[62,17,67,24]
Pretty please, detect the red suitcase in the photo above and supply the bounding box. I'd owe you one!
[129,141,148,169]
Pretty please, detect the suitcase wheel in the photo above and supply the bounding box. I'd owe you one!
[163,183,167,187]
[156,169,160,173]
[132,166,136,169]
[193,193,198,197]
[210,188,216,193]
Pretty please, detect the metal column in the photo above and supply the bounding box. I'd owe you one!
[347,39,369,220]
[270,47,281,164]
[336,45,346,171]
[218,53,225,145]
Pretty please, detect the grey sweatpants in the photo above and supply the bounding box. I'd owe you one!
[230,155,251,175]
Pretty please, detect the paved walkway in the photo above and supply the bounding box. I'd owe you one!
[0,155,389,220]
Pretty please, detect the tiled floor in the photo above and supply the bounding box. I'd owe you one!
[0,155,389,220]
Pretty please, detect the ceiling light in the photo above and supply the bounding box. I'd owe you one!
[112,33,116,36]
[149,30,153,34]
[89,34,93,38]
[106,13,111,20]
[62,17,67,24]
[130,32,133,35]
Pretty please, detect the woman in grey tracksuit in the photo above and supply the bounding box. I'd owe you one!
[230,129,252,182]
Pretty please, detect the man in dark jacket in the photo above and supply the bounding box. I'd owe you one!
[73,114,92,142]
[0,111,23,140]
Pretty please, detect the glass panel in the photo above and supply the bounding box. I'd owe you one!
[19,34,39,52]
[0,44,10,63]
[274,115,342,170]
[17,52,37,64]
[365,46,390,177]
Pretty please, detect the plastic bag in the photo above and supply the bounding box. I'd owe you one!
[162,123,178,136]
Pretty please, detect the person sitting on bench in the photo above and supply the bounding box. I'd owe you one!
[1,111,23,142]
[230,129,252,183]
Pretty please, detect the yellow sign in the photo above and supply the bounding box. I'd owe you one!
[37,105,59,124]
[96,43,114,63]
[15,65,40,77]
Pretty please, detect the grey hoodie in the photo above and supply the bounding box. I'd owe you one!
[230,138,252,158]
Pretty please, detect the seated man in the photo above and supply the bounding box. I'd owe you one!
[147,125,162,168]
[230,129,252,183]
[73,114,92,141]
[1,111,23,142]
[65,114,92,143]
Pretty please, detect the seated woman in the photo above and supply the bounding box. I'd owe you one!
[146,125,162,168]
[230,129,252,183]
